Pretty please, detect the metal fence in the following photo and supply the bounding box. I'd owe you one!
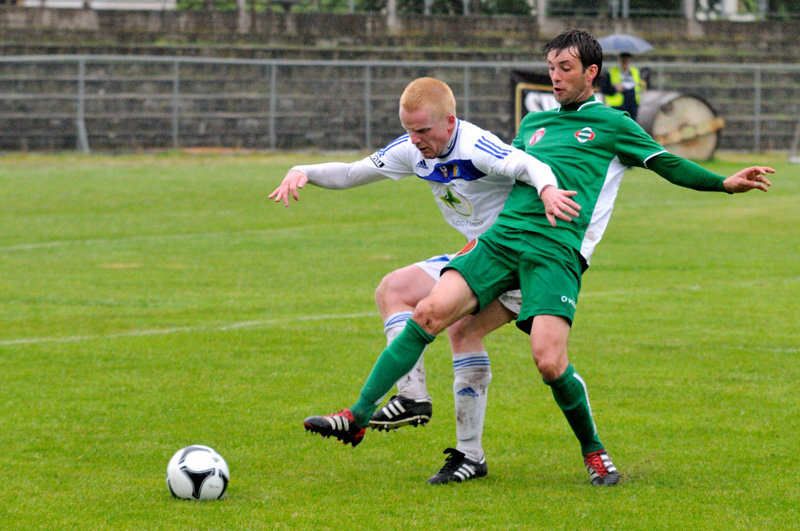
[1,55,799,154]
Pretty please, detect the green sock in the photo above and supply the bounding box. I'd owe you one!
[350,319,436,427]
[545,363,604,456]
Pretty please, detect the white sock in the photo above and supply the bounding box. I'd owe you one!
[383,311,429,400]
[452,351,491,462]
[383,311,412,345]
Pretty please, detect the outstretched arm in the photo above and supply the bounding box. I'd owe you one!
[647,153,774,194]
[268,160,388,207]
[722,166,773,193]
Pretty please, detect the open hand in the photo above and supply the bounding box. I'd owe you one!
[540,185,581,227]
[269,169,309,207]
[722,166,774,193]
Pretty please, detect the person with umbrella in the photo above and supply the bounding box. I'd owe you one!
[598,34,653,121]
[603,52,646,120]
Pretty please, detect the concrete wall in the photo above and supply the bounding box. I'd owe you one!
[2,56,796,153]
[2,7,799,153]
[21,1,178,8]
[2,6,800,55]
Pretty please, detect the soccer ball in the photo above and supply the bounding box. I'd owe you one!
[166,445,229,501]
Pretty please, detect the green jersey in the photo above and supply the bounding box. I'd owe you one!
[503,96,723,264]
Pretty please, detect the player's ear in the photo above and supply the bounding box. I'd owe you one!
[585,64,599,83]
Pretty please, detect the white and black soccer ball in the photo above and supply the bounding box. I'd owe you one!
[166,445,229,501]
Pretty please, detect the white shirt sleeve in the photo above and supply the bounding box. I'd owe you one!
[291,158,388,190]
[469,131,558,195]
[291,135,419,189]
[498,147,559,195]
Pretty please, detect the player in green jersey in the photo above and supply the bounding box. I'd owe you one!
[303,29,774,487]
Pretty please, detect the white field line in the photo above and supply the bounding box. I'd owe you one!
[2,279,797,348]
[0,287,645,347]
[0,228,291,253]
[0,312,377,346]
[3,277,798,352]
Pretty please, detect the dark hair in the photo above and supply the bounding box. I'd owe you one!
[543,29,603,78]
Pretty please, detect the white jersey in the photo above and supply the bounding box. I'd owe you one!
[368,121,517,241]
[295,119,557,242]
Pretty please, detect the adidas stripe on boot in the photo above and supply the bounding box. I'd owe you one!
[303,409,366,447]
[369,395,432,431]
[427,448,487,485]
[584,449,619,486]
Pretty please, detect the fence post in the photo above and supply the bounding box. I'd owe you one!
[683,0,694,19]
[76,58,90,154]
[536,0,546,22]
[172,60,180,151]
[463,66,471,122]
[365,64,372,150]
[269,64,277,150]
[753,66,761,152]
[656,63,664,91]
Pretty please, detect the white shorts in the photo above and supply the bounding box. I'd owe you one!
[414,253,522,316]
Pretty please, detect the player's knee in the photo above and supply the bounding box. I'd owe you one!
[374,273,390,306]
[531,343,565,381]
[412,299,447,336]
[535,358,561,381]
[530,316,571,380]
[374,270,402,307]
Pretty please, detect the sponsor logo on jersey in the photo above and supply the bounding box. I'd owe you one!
[369,153,385,168]
[529,127,546,146]
[439,186,473,217]
[456,239,478,256]
[560,295,577,309]
[574,127,596,144]
[416,159,428,169]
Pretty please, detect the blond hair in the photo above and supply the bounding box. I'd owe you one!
[399,77,457,121]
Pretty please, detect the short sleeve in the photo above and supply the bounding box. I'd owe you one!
[614,113,666,168]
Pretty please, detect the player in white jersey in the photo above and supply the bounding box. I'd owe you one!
[271,77,579,483]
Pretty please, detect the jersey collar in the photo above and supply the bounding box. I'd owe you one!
[438,119,460,158]
[558,95,601,113]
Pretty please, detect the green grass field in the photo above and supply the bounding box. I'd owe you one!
[1,152,798,529]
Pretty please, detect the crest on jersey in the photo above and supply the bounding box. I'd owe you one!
[574,127,596,144]
[439,186,473,217]
[529,127,546,146]
[438,163,462,181]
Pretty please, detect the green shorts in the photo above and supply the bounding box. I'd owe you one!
[443,225,584,333]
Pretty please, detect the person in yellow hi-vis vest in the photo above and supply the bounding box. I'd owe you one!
[601,52,645,121]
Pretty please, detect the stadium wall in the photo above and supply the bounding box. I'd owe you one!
[2,6,800,55]
[2,7,799,154]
